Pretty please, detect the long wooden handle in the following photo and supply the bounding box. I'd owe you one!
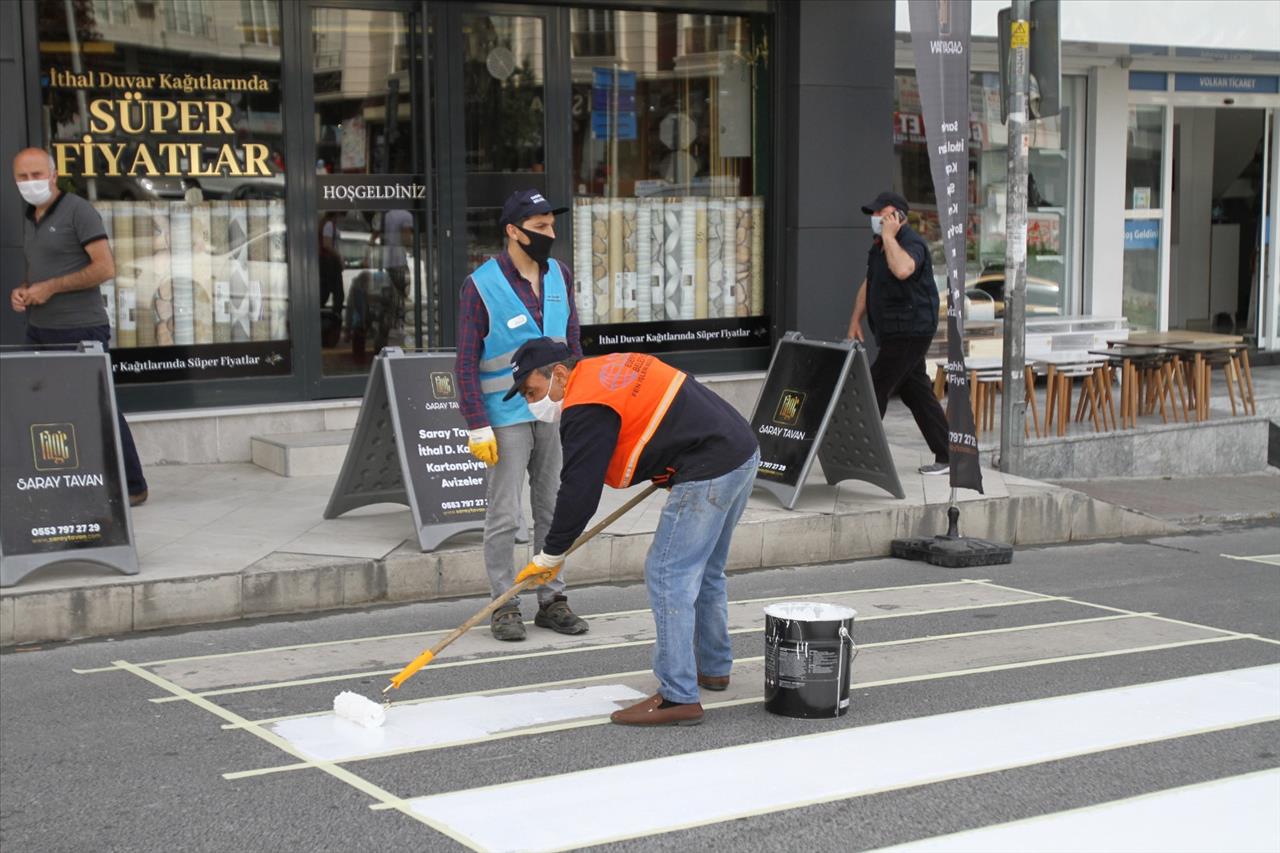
[386,483,660,692]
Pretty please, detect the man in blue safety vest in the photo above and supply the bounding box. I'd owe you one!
[455,189,588,641]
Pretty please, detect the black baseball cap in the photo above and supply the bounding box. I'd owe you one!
[502,337,572,401]
[860,191,909,216]
[500,189,569,228]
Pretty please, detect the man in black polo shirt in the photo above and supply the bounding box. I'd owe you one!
[10,147,148,504]
[846,190,950,476]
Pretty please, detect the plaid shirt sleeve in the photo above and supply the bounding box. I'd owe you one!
[556,259,584,358]
[455,276,490,431]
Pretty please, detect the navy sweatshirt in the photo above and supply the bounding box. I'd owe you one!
[542,374,759,556]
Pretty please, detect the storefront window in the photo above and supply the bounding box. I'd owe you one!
[39,0,289,384]
[311,7,426,377]
[1122,105,1167,329]
[460,13,548,272]
[893,70,1079,319]
[569,10,769,353]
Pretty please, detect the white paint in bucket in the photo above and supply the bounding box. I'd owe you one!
[763,601,858,622]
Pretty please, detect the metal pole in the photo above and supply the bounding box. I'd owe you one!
[63,0,96,201]
[999,0,1031,474]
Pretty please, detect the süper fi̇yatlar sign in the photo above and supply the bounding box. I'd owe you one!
[46,67,273,179]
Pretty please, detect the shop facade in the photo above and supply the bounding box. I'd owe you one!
[892,0,1280,352]
[0,0,895,414]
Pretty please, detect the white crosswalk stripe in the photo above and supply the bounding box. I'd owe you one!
[402,665,1280,852]
[876,768,1280,853]
[100,573,1279,851]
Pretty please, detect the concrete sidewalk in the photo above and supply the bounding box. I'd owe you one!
[1062,471,1280,525]
[0,437,1176,647]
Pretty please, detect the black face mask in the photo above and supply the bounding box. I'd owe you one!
[517,226,555,266]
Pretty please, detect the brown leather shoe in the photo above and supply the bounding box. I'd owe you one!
[697,673,730,691]
[610,693,704,727]
[129,490,148,507]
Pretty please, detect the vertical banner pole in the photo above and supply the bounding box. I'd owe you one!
[894,1,1011,567]
[908,0,983,496]
[999,0,1031,474]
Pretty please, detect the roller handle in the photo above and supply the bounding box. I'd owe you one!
[385,483,659,693]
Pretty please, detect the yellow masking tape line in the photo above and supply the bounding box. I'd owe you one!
[111,659,484,851]
[221,634,1244,781]
[971,579,1280,645]
[87,580,1002,672]
[1221,553,1280,566]
[221,595,1066,727]
[162,594,1075,705]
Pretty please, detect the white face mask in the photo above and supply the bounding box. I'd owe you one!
[870,215,883,236]
[527,375,563,423]
[17,179,52,207]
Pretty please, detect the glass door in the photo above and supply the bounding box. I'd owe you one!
[1122,104,1173,330]
[304,3,433,388]
[1260,108,1279,351]
[439,5,568,304]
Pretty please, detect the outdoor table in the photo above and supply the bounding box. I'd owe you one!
[1033,352,1110,437]
[1110,330,1244,348]
[1089,345,1185,428]
[1158,342,1255,420]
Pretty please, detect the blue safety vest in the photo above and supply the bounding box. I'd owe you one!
[474,258,571,427]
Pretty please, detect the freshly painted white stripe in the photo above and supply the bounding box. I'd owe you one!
[876,768,1280,852]
[271,685,647,763]
[405,665,1280,853]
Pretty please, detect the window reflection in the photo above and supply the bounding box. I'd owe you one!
[893,69,1079,319]
[312,8,426,376]
[568,11,768,325]
[43,0,290,360]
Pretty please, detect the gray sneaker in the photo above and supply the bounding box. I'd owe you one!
[919,462,950,476]
[490,603,526,641]
[534,597,589,635]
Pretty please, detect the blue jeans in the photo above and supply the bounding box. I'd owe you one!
[645,450,759,704]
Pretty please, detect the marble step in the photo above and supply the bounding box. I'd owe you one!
[251,430,352,477]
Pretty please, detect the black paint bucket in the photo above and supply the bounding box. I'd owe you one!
[763,602,858,719]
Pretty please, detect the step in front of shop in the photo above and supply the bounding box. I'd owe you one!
[0,487,1174,647]
[251,430,353,477]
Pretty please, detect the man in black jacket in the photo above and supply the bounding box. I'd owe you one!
[846,191,950,476]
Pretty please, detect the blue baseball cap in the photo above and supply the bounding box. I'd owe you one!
[502,337,572,400]
[500,189,569,228]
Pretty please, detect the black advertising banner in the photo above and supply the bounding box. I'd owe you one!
[111,341,291,384]
[385,356,489,530]
[750,333,905,510]
[909,0,984,494]
[752,341,848,489]
[0,348,138,586]
[325,349,488,551]
[581,317,770,356]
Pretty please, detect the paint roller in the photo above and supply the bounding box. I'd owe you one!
[333,483,659,728]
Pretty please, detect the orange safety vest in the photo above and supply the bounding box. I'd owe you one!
[563,353,687,488]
